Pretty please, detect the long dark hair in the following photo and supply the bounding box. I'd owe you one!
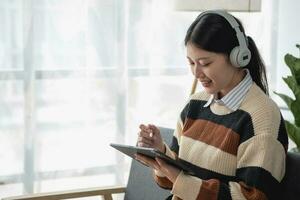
[184,13,269,95]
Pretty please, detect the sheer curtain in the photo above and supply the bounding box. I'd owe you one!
[0,0,295,198]
[0,0,193,198]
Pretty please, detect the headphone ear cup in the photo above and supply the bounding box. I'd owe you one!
[229,46,240,67]
[237,48,251,67]
[230,46,251,68]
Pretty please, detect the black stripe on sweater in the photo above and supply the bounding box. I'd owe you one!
[186,100,255,144]
[236,166,281,200]
[217,182,232,200]
[180,102,190,124]
[170,136,179,155]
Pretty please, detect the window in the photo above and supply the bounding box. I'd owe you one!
[0,0,192,198]
[0,0,297,198]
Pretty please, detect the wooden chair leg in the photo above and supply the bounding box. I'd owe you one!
[103,194,113,200]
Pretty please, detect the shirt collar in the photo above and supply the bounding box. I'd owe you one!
[203,69,253,111]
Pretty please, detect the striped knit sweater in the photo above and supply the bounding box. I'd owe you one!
[154,83,288,200]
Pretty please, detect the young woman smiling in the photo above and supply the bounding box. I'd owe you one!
[136,10,288,200]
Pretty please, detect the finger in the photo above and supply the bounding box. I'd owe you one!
[138,136,153,145]
[139,124,152,134]
[148,125,161,139]
[140,124,153,138]
[155,157,180,183]
[137,142,152,148]
[148,124,159,134]
[139,124,147,129]
[139,130,154,140]
[155,157,173,171]
[155,157,166,166]
[135,154,160,169]
[155,157,172,174]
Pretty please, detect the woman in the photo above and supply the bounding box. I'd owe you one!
[136,10,288,200]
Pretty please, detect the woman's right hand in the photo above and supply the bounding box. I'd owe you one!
[137,124,165,153]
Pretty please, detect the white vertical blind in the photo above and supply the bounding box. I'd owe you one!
[0,0,192,198]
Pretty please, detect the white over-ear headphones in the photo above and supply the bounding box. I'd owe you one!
[197,10,251,67]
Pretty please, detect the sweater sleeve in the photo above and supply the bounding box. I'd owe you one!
[170,110,288,200]
[153,101,190,189]
[153,118,183,189]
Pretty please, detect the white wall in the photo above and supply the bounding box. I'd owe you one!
[276,0,300,102]
[275,0,300,149]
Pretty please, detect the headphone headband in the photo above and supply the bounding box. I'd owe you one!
[197,10,251,67]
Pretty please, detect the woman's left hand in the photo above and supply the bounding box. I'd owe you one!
[135,154,180,183]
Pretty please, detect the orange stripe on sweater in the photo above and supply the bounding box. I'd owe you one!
[182,119,240,155]
[239,181,268,200]
[197,179,219,200]
[153,172,173,189]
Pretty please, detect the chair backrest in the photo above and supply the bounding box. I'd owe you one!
[124,127,174,200]
[281,151,300,200]
[124,126,300,200]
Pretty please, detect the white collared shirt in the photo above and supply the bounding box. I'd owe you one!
[203,69,253,111]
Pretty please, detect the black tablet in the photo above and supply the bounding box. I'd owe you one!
[110,143,196,176]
